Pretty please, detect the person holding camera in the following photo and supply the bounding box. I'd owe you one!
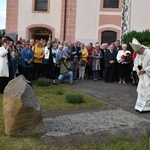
[58,56,73,85]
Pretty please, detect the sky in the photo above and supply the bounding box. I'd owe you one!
[0,0,6,29]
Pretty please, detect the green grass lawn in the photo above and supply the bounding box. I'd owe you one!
[0,83,149,150]
[33,83,107,111]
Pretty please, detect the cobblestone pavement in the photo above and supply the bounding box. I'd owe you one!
[43,109,149,137]
[41,79,150,144]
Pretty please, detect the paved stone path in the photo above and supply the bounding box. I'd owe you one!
[43,109,149,137]
[42,79,150,144]
[70,79,150,119]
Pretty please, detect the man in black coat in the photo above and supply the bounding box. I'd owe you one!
[104,43,117,83]
[70,41,81,80]
[114,40,122,81]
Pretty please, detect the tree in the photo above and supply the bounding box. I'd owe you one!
[0,29,5,37]
[122,29,150,52]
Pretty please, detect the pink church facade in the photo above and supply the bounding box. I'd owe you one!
[6,0,123,44]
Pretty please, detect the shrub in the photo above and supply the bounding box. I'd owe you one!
[66,93,84,104]
[122,29,150,52]
[36,78,50,86]
[55,89,64,95]
[146,128,150,138]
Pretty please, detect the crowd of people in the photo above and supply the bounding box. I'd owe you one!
[0,37,150,113]
[0,37,139,92]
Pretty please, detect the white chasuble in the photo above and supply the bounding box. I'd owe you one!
[134,49,150,111]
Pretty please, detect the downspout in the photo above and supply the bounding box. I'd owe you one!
[63,0,67,41]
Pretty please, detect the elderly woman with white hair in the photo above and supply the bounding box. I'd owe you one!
[116,44,131,84]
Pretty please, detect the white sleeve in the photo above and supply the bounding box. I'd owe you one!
[0,47,8,57]
[10,51,16,59]
[116,51,122,62]
[133,55,139,72]
[144,53,150,77]
[44,47,49,55]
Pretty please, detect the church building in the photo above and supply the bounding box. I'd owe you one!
[5,0,150,44]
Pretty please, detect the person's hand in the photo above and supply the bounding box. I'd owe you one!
[27,60,29,64]
[28,60,31,64]
[139,69,145,74]
[6,45,10,51]
[109,60,115,64]
[72,52,76,55]
[119,59,123,62]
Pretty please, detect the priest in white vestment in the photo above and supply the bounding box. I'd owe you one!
[130,38,150,112]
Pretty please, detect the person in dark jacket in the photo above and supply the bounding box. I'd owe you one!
[114,40,122,81]
[104,43,117,83]
[70,41,81,80]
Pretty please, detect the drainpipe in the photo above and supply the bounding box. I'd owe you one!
[63,0,67,41]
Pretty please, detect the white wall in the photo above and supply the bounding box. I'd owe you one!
[130,0,150,31]
[17,0,62,39]
[75,0,100,44]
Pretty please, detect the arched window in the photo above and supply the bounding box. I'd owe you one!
[29,28,52,41]
[34,0,48,11]
[101,31,117,45]
[103,0,119,8]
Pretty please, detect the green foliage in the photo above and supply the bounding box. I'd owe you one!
[122,29,150,52]
[66,93,84,104]
[0,29,5,37]
[55,89,64,95]
[146,128,150,138]
[33,83,106,111]
[0,86,148,149]
[36,78,50,87]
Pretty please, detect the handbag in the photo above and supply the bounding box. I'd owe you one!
[80,60,86,66]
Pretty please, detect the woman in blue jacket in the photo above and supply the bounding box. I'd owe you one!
[21,42,34,81]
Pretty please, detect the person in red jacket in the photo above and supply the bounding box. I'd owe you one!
[86,43,94,79]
